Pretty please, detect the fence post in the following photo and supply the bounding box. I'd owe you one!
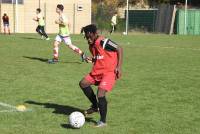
[170,5,177,35]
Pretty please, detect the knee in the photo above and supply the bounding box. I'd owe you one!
[36,28,39,32]
[79,79,86,89]
[79,79,90,89]
[79,80,83,88]
[67,44,73,49]
[53,42,59,48]
[97,89,106,98]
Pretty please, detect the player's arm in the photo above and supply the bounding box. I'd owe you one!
[84,47,94,63]
[55,17,68,26]
[55,20,65,25]
[33,16,39,21]
[100,39,123,79]
[116,45,123,79]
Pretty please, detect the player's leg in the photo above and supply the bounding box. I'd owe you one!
[5,25,9,34]
[110,25,113,34]
[112,25,115,33]
[63,36,86,61]
[95,72,116,127]
[113,25,116,32]
[36,26,43,37]
[96,89,107,127]
[3,24,6,34]
[48,35,61,64]
[79,75,98,115]
[8,25,11,35]
[40,26,49,40]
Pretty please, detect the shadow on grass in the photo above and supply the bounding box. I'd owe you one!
[61,116,96,129]
[23,56,48,63]
[23,56,82,64]
[25,100,96,129]
[63,61,82,64]
[20,36,41,40]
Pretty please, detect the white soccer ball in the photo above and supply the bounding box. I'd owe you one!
[69,111,85,128]
[123,32,127,35]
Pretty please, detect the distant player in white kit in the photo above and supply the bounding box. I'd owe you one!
[48,4,85,64]
[110,13,117,34]
[33,8,49,40]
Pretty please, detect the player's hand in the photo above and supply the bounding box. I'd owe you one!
[33,17,37,21]
[55,20,59,24]
[85,57,93,63]
[115,67,122,79]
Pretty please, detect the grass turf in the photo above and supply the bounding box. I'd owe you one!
[0,33,200,134]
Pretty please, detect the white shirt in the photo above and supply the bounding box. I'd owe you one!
[111,15,117,25]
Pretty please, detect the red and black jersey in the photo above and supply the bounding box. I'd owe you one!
[89,36,118,75]
[2,16,9,24]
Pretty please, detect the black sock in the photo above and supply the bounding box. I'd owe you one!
[81,86,98,108]
[41,28,48,38]
[98,96,107,123]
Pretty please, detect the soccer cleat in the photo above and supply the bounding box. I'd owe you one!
[84,106,99,115]
[41,35,44,40]
[48,59,59,64]
[46,38,50,41]
[94,121,107,128]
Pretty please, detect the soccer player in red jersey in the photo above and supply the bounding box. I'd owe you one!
[79,24,123,127]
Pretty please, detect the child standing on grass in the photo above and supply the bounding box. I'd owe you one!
[110,13,117,34]
[2,13,11,35]
[48,4,85,64]
[79,24,123,127]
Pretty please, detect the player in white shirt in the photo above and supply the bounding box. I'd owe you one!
[110,13,117,34]
[33,8,49,40]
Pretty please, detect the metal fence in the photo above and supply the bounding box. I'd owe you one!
[92,4,187,34]
[176,9,200,35]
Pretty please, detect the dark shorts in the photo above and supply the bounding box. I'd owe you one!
[3,23,9,27]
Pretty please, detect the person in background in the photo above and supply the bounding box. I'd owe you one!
[48,4,85,64]
[110,13,118,34]
[2,13,11,35]
[33,8,50,40]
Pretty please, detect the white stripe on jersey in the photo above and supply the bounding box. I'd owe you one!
[103,38,109,49]
[108,40,118,49]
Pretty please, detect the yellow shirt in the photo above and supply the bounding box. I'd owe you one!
[37,13,45,26]
[58,14,70,36]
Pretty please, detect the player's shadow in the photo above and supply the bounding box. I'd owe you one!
[20,37,41,40]
[23,56,82,64]
[23,56,48,63]
[63,61,82,64]
[25,100,96,129]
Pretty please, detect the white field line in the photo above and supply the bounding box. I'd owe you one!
[0,110,17,113]
[0,102,32,113]
[0,102,17,110]
[150,46,200,51]
[127,44,200,51]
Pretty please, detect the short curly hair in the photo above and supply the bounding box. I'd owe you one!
[57,4,64,11]
[81,24,97,34]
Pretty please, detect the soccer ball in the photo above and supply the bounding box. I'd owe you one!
[69,111,85,128]
[123,32,127,35]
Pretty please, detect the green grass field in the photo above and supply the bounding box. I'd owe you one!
[0,33,200,134]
